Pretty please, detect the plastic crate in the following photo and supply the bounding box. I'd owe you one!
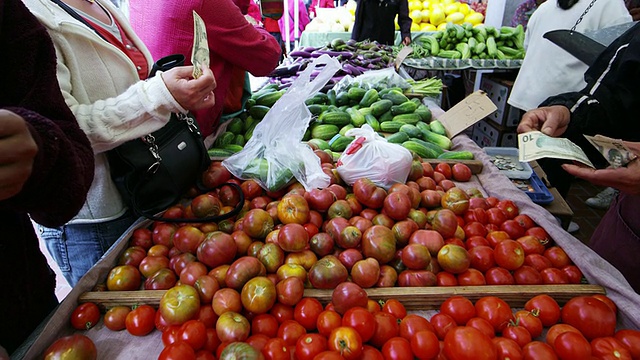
[512,171,555,205]
[484,147,533,180]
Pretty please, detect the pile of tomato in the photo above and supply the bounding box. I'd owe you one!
[43,153,638,359]
[52,290,640,360]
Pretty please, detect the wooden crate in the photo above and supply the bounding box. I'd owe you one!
[79,284,605,311]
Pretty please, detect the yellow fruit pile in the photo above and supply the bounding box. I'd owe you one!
[399,0,484,32]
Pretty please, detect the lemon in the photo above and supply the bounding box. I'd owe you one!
[411,22,421,31]
[464,12,484,25]
[437,22,448,31]
[458,3,470,15]
[420,9,431,22]
[410,9,423,23]
[430,6,446,26]
[442,0,456,5]
[409,0,422,11]
[395,18,400,30]
[446,12,465,24]
[422,0,431,10]
[444,3,459,15]
[420,23,437,31]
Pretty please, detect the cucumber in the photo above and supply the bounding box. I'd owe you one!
[402,140,441,159]
[346,107,366,127]
[248,105,270,120]
[319,111,351,126]
[307,138,331,150]
[347,87,367,101]
[364,114,381,132]
[390,101,418,116]
[359,89,379,107]
[386,132,410,144]
[437,150,474,160]
[392,113,422,125]
[429,120,447,136]
[370,99,394,117]
[380,120,404,133]
[420,128,452,150]
[399,124,422,139]
[381,90,410,105]
[311,124,340,141]
[329,134,355,152]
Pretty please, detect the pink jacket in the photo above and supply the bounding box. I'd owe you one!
[309,0,335,18]
[128,0,281,136]
[278,0,310,43]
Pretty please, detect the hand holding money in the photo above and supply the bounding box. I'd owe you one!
[518,131,595,168]
[583,134,637,168]
[191,11,210,79]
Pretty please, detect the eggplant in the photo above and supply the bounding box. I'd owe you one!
[268,63,301,77]
[288,50,312,58]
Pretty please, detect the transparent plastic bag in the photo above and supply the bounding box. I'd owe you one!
[332,67,411,93]
[223,55,341,192]
[336,125,413,190]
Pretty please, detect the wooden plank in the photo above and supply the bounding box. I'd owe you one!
[79,284,605,311]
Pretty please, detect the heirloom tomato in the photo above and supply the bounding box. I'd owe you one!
[475,296,513,332]
[241,276,276,315]
[277,194,310,225]
[70,302,100,330]
[561,296,616,340]
[328,326,363,360]
[216,312,250,343]
[104,305,131,331]
[294,298,324,331]
[160,284,201,326]
[44,334,97,360]
[443,326,497,360]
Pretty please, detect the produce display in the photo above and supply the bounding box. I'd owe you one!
[405,0,485,32]
[209,73,459,161]
[397,24,525,60]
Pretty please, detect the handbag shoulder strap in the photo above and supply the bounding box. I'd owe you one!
[132,182,245,223]
[571,0,599,32]
[50,0,108,41]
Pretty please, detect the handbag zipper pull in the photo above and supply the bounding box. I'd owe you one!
[143,134,162,174]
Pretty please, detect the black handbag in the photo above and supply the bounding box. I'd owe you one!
[108,55,243,222]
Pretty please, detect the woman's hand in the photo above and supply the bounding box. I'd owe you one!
[517,105,571,137]
[161,65,217,111]
[0,109,38,200]
[562,140,640,195]
[402,36,411,46]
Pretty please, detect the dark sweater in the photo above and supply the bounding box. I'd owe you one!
[0,0,95,353]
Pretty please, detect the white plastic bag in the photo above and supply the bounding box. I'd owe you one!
[223,55,341,192]
[336,125,413,190]
[332,67,411,93]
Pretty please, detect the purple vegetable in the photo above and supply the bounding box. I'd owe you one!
[303,46,318,53]
[289,50,312,58]
[310,50,354,58]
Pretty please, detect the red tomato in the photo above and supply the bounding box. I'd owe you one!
[486,230,510,248]
[179,320,207,351]
[496,200,519,219]
[370,311,400,348]
[524,254,553,272]
[513,310,543,339]
[312,350,344,360]
[104,306,131,332]
[317,310,342,338]
[43,334,97,360]
[296,333,329,360]
[328,326,363,360]
[513,266,543,285]
[561,265,583,284]
[382,337,413,360]
[436,272,459,286]
[440,296,476,326]
[545,324,582,348]
[361,345,384,360]
[162,325,181,346]
[502,324,532,348]
[525,227,551,244]
[295,298,324,331]
[500,219,525,239]
[493,239,525,270]
[410,330,440,360]
[443,326,497,360]
[435,163,452,179]
[516,235,546,256]
[561,296,617,341]
[615,329,640,359]
[126,304,156,336]
[342,307,376,343]
[202,328,221,353]
[468,246,496,273]
[269,303,295,324]
[430,313,457,340]
[195,350,216,360]
[451,163,472,182]
[262,337,290,360]
[463,222,488,239]
[466,317,496,338]
[216,311,250,343]
[522,341,558,360]
[251,313,279,338]
[492,337,523,360]
[70,302,101,331]
[457,268,486,286]
[278,319,307,346]
[554,331,592,360]
[591,337,632,360]
[399,314,435,341]
[475,296,513,333]
[484,267,515,285]
[524,294,561,327]
[591,294,617,314]
[382,299,407,320]
[245,334,269,353]
[158,342,196,360]
[543,246,571,268]
[513,214,535,230]
[486,208,508,226]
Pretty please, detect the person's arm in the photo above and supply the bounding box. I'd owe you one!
[0,4,94,227]
[398,0,412,45]
[204,0,281,76]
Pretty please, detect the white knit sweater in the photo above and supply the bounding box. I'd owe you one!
[24,0,187,223]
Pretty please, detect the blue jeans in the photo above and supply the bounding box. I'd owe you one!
[38,211,138,287]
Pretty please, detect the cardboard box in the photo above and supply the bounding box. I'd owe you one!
[480,76,522,128]
[472,119,518,148]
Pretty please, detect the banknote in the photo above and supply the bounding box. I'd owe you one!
[518,131,595,168]
[584,134,637,168]
[191,11,209,79]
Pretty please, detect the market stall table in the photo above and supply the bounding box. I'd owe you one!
[298,31,433,48]
[17,136,640,359]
